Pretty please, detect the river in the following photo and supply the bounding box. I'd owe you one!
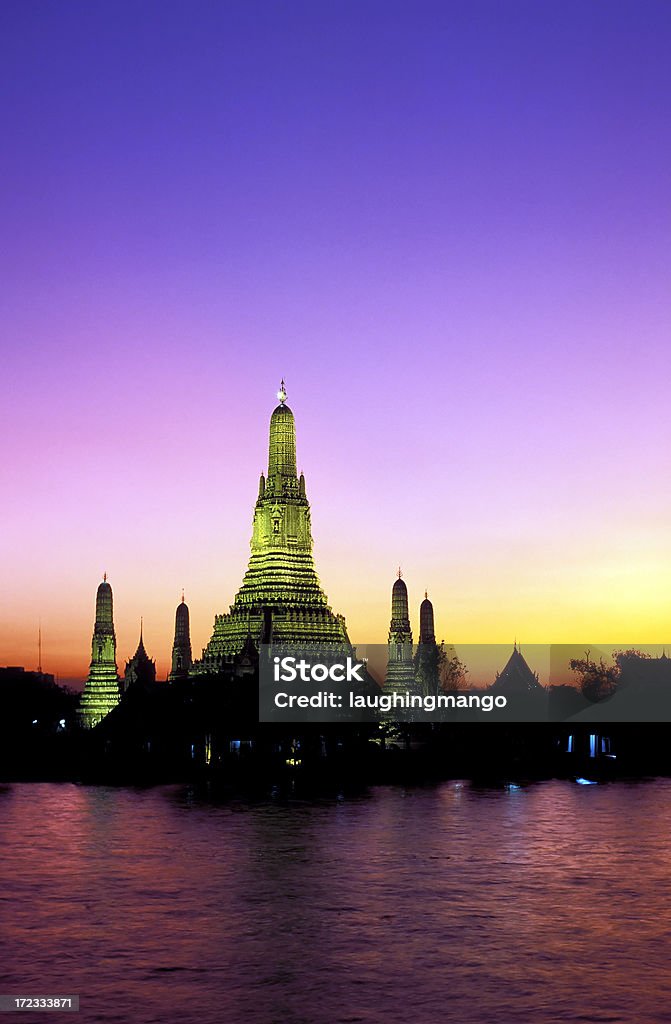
[1,779,670,1023]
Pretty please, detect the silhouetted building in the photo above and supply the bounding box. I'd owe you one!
[123,622,156,692]
[416,591,440,697]
[169,594,192,682]
[385,570,415,696]
[618,650,671,690]
[194,382,351,670]
[78,575,121,728]
[419,591,436,644]
[491,644,543,695]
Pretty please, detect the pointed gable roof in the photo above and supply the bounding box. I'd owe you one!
[491,645,542,693]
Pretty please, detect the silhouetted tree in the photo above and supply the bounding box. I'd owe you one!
[613,649,652,669]
[439,650,469,692]
[569,650,619,702]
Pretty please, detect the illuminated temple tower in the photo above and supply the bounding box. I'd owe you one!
[385,570,416,695]
[78,575,121,728]
[169,593,192,681]
[195,382,350,670]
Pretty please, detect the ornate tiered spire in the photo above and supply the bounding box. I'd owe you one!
[195,386,350,668]
[268,382,297,481]
[416,590,439,698]
[419,591,436,644]
[386,571,415,698]
[77,576,121,728]
[391,574,410,623]
[169,592,193,681]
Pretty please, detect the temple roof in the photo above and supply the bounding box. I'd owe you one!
[130,623,153,667]
[491,646,542,693]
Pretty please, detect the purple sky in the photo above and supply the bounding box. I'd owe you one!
[1,1,670,681]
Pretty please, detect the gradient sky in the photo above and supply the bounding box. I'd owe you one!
[1,0,670,684]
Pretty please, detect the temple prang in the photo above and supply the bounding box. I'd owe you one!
[193,382,351,670]
[385,571,416,696]
[169,593,193,681]
[77,576,121,728]
[419,591,436,645]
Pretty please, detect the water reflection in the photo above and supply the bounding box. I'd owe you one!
[1,780,671,1023]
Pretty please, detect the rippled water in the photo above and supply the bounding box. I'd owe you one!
[2,780,671,1023]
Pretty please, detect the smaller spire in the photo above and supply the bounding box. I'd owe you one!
[425,590,428,600]
[103,572,107,583]
[140,616,143,642]
[277,379,287,404]
[397,566,403,579]
[181,589,185,604]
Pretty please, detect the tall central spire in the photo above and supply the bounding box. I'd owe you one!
[195,385,350,668]
[268,381,297,481]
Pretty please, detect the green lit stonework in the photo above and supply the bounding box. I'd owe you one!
[194,385,350,671]
[78,577,121,728]
[385,572,416,695]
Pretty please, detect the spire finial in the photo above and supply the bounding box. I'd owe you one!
[425,589,428,600]
[277,379,287,404]
[140,616,143,641]
[397,566,403,579]
[181,589,185,604]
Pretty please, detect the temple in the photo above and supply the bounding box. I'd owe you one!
[169,594,192,682]
[419,591,436,644]
[78,575,121,728]
[385,570,416,696]
[122,621,156,692]
[491,644,543,695]
[416,591,440,697]
[194,382,351,670]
